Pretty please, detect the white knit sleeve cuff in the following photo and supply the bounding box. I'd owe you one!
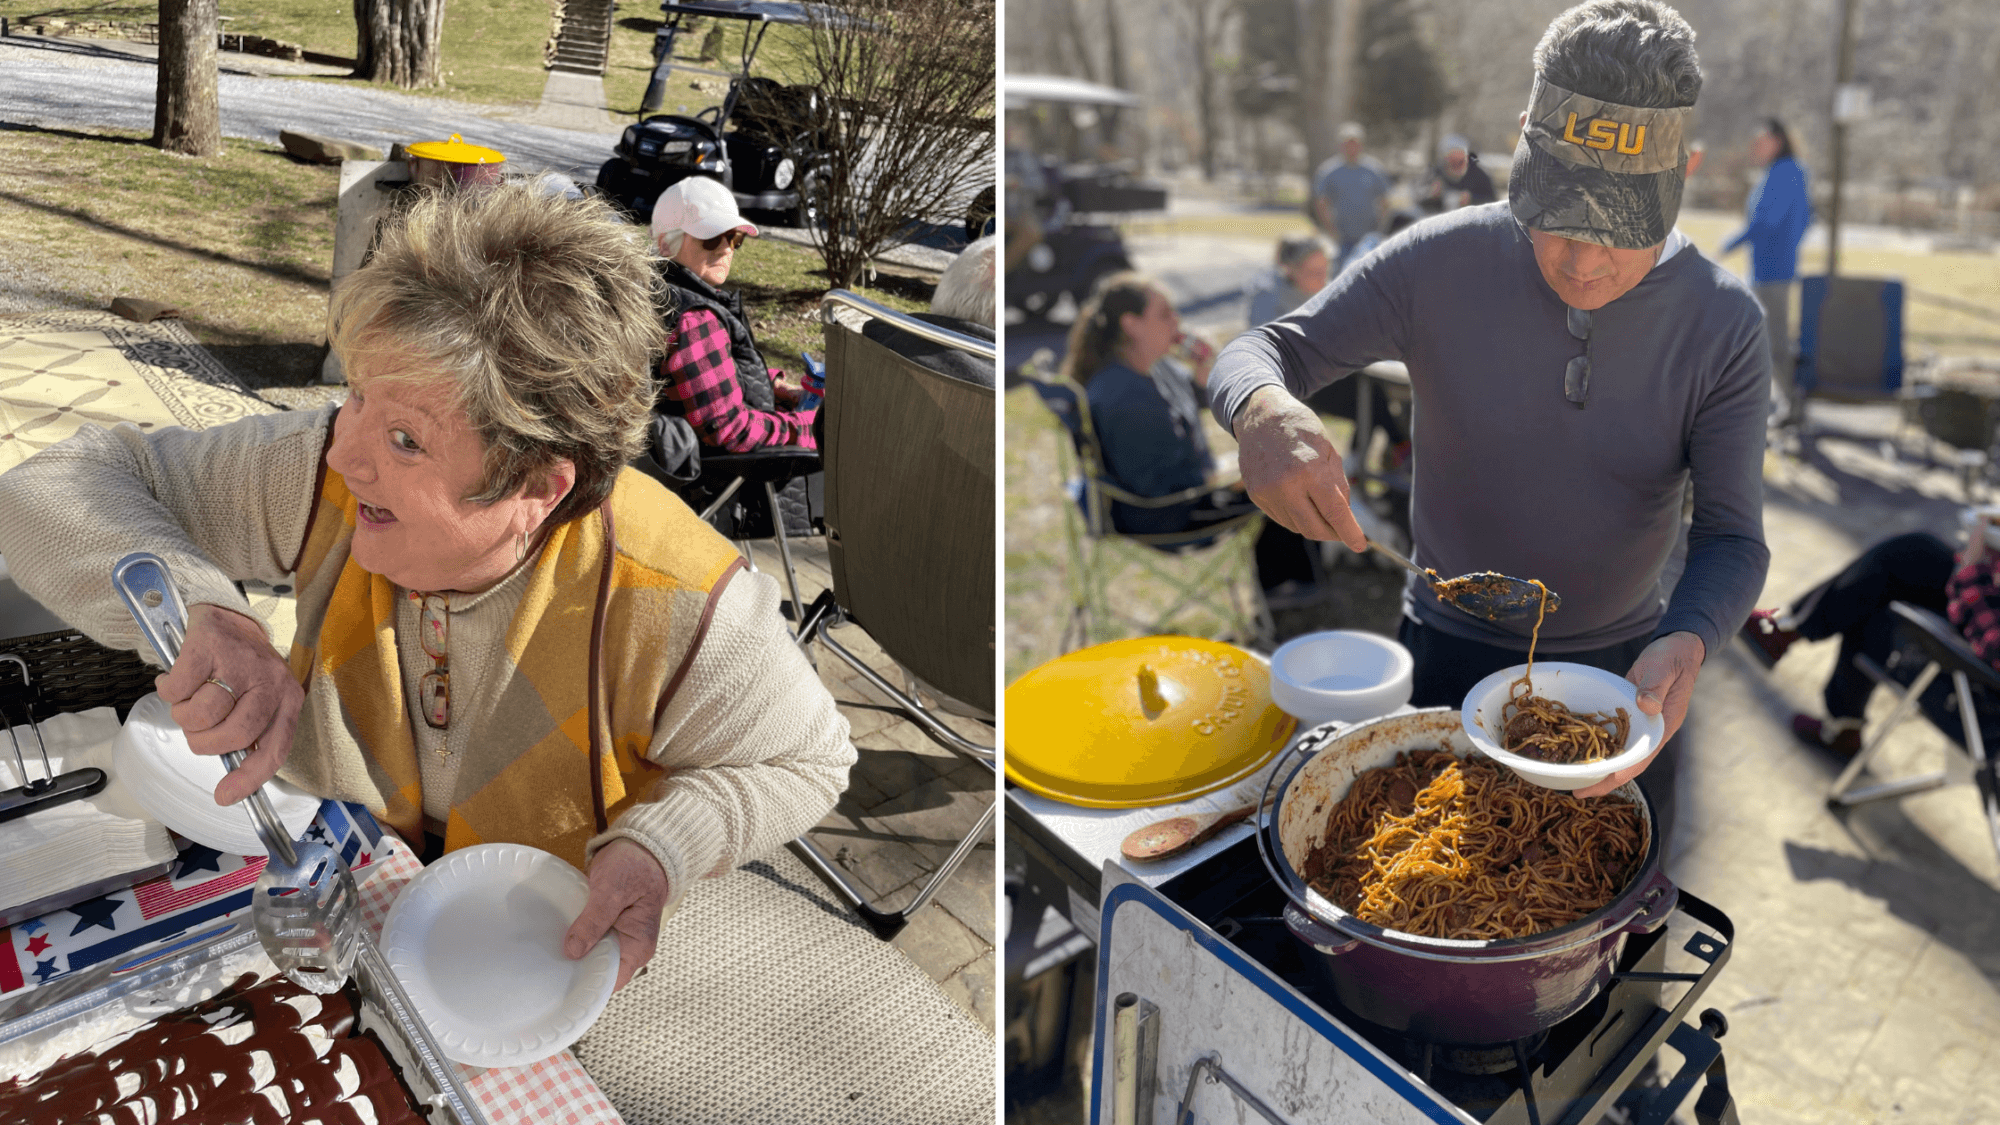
[583,787,730,908]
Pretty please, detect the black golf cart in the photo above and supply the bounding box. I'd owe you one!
[598,0,868,226]
[1004,74,1168,325]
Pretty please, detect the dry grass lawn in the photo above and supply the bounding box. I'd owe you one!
[0,124,340,385]
[0,123,931,388]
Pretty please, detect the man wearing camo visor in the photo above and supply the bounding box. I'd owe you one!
[1206,0,1770,837]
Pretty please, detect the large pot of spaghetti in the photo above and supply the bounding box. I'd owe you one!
[1257,707,1675,1045]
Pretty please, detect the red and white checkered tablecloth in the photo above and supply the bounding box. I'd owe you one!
[355,837,623,1125]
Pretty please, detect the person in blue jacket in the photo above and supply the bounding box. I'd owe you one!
[1721,118,1811,422]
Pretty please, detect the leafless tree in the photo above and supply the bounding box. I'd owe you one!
[354,0,446,88]
[1293,0,1362,173]
[790,0,997,289]
[153,0,221,156]
[1174,0,1235,179]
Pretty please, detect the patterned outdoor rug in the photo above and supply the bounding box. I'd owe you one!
[0,309,296,642]
[0,310,275,474]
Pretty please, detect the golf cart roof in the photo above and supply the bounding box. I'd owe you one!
[1005,74,1142,110]
[659,0,856,26]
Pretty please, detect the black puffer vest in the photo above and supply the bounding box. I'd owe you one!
[652,257,820,539]
[658,258,777,414]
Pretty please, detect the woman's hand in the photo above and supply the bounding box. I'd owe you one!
[1574,631,1706,799]
[771,371,804,408]
[154,603,303,807]
[1176,333,1217,388]
[564,839,671,991]
[1964,511,1999,566]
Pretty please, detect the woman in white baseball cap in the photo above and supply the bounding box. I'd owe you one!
[648,177,818,461]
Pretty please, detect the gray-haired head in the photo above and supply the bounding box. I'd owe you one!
[1533,0,1701,109]
[932,234,997,326]
[1509,0,1701,249]
[1276,233,1334,269]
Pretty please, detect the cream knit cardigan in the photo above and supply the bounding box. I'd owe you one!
[0,407,854,905]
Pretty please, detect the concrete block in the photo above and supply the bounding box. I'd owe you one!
[280,129,381,164]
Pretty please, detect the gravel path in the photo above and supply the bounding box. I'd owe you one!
[0,35,617,179]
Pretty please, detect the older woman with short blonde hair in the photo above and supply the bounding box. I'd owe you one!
[0,182,854,990]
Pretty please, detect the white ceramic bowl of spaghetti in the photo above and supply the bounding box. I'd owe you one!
[1460,662,1665,791]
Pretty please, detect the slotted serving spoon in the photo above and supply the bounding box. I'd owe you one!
[1365,537,1561,623]
[113,551,360,994]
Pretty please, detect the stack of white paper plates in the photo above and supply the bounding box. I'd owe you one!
[112,693,320,855]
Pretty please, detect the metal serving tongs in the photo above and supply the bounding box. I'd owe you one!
[1364,536,1562,623]
[112,551,360,994]
[0,655,108,823]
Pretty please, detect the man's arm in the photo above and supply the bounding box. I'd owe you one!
[1207,249,1411,547]
[1208,256,1408,436]
[0,410,330,658]
[1659,324,1774,658]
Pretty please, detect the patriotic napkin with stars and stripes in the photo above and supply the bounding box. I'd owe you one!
[0,800,383,996]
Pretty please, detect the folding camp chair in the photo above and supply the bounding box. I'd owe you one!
[631,412,821,631]
[1786,275,1927,452]
[1020,363,1272,653]
[1826,600,2000,863]
[786,290,996,940]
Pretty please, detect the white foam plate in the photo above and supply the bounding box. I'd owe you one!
[380,843,618,1069]
[1461,662,1665,791]
[113,693,321,854]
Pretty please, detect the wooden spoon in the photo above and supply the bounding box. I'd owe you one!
[1121,803,1258,861]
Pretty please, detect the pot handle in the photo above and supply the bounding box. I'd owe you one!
[1282,900,1360,955]
[1619,868,1679,936]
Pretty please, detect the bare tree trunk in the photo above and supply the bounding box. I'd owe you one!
[353,0,447,88]
[1295,0,1359,173]
[153,0,220,156]
[1181,0,1223,180]
[1055,0,1100,82]
[1103,0,1129,91]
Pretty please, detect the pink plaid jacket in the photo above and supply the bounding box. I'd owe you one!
[1947,551,2000,670]
[660,309,817,451]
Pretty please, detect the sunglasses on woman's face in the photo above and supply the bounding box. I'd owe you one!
[701,230,749,252]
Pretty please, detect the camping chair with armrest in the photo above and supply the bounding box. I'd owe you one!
[632,412,821,633]
[1786,274,1927,454]
[786,290,996,941]
[1020,360,1272,654]
[1826,600,2000,863]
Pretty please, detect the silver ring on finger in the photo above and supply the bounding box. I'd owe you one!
[203,677,238,702]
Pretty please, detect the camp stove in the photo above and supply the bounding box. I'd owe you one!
[1087,837,1740,1125]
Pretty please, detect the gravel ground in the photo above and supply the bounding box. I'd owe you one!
[0,35,617,179]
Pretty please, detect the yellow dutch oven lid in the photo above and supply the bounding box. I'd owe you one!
[1005,636,1297,808]
[404,133,506,165]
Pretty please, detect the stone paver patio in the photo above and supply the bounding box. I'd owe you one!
[1668,402,2000,1123]
[740,534,997,1032]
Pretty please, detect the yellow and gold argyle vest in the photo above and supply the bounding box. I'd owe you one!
[277,433,743,871]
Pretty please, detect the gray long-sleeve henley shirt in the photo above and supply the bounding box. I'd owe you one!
[1209,203,1771,658]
